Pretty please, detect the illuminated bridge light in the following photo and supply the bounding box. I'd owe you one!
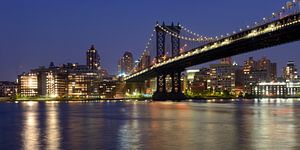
[126,14,300,81]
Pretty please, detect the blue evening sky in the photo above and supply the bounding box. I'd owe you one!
[0,0,299,81]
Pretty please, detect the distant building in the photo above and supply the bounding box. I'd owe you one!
[283,61,298,81]
[86,45,101,70]
[100,68,109,78]
[243,57,277,92]
[251,81,300,97]
[257,57,277,81]
[67,66,100,98]
[190,68,210,93]
[138,52,151,71]
[0,81,17,97]
[220,57,232,65]
[208,64,235,92]
[186,69,199,82]
[204,57,242,92]
[99,76,117,98]
[118,51,134,76]
[185,69,200,92]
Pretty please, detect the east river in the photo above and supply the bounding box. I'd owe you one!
[0,99,299,150]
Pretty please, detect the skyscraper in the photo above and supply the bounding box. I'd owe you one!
[283,61,298,81]
[257,57,277,81]
[243,57,277,93]
[220,57,232,65]
[118,51,134,76]
[138,52,151,71]
[86,45,101,70]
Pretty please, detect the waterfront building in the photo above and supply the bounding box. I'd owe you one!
[87,45,101,70]
[17,45,105,98]
[18,63,101,98]
[67,65,100,98]
[18,72,38,97]
[190,68,210,93]
[251,81,300,97]
[31,64,68,98]
[283,61,298,81]
[185,69,200,92]
[0,81,17,97]
[207,60,240,92]
[99,76,117,98]
[118,51,134,76]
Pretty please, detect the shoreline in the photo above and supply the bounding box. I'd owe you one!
[0,97,300,103]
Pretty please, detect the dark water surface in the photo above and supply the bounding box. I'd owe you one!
[0,99,300,150]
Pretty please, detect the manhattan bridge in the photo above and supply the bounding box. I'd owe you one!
[124,1,300,100]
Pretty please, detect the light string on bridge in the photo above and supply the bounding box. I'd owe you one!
[132,28,156,72]
[126,0,300,80]
[221,0,300,39]
[178,24,217,40]
[156,24,216,42]
[131,0,300,74]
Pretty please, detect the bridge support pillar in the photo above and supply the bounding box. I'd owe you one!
[153,22,185,101]
[170,71,185,101]
[153,71,185,101]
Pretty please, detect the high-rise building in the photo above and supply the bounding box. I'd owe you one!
[220,57,232,65]
[118,51,134,76]
[138,52,151,71]
[86,45,101,70]
[257,57,277,81]
[283,61,298,81]
[243,57,277,92]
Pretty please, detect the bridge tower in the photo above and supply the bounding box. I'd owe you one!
[153,22,186,101]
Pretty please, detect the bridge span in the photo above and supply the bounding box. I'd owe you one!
[125,12,300,100]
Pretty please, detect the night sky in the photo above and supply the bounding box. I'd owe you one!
[1,0,300,81]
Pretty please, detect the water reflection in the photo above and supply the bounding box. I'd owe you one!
[46,103,61,150]
[21,102,40,150]
[251,100,297,149]
[0,99,298,150]
[118,103,142,149]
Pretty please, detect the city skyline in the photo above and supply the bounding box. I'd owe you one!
[1,1,300,149]
[1,0,300,81]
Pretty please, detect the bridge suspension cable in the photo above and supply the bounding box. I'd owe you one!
[222,0,300,38]
[131,0,300,74]
[132,28,156,73]
[156,24,216,42]
[178,24,215,39]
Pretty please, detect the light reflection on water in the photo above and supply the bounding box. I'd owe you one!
[0,99,299,150]
[22,102,40,150]
[46,103,61,150]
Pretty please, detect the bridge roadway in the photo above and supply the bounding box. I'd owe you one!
[126,13,300,82]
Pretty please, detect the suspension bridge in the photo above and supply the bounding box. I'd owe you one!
[125,1,300,100]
